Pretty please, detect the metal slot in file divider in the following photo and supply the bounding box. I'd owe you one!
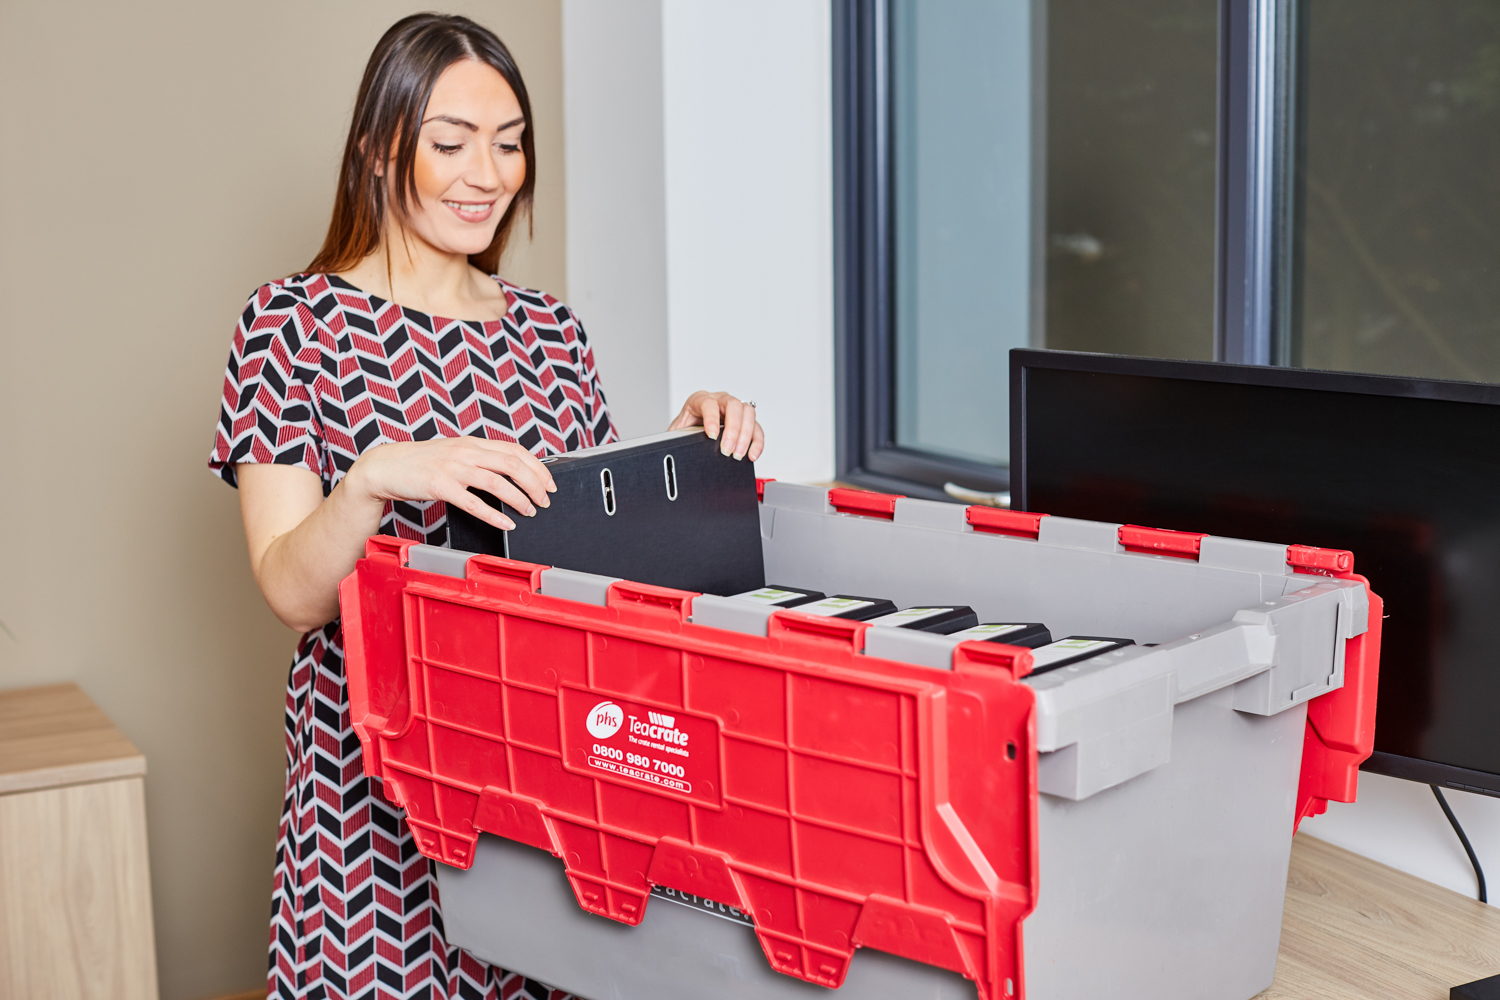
[600,467,616,515]
[663,454,678,501]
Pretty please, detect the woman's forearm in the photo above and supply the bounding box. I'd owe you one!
[239,464,386,632]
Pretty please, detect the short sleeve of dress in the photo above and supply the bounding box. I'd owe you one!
[208,281,325,488]
[571,315,619,447]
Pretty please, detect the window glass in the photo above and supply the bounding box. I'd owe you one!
[1293,1,1500,381]
[1045,0,1219,361]
[889,0,1219,473]
[891,0,1033,466]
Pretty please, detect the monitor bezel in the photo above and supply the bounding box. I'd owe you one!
[1010,347,1500,798]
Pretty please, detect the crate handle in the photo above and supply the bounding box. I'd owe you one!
[367,535,415,561]
[952,640,1034,680]
[829,487,904,520]
[466,554,546,590]
[769,610,868,650]
[966,507,1046,539]
[607,580,697,620]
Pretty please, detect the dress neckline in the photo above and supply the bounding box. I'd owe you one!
[323,272,516,327]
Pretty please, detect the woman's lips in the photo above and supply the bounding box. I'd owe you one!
[443,200,495,223]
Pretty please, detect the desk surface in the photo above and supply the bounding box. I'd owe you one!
[1269,833,1500,998]
[0,682,144,794]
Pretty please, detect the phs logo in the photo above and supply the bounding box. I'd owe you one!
[586,701,624,739]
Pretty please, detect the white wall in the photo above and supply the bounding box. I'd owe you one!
[660,1,837,482]
[562,1,836,480]
[1302,772,1498,905]
[562,0,670,439]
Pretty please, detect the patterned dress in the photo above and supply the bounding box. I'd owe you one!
[210,273,615,1000]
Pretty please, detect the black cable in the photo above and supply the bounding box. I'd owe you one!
[1432,784,1487,904]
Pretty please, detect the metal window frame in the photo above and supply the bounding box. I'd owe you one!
[834,0,1302,496]
[832,0,1013,501]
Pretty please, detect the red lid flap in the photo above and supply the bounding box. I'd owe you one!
[1119,524,1206,559]
[966,507,1046,539]
[829,487,904,519]
[1287,544,1354,576]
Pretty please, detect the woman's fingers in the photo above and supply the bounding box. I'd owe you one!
[747,419,765,462]
[467,467,542,518]
[666,392,763,460]
[699,393,723,441]
[716,397,740,455]
[470,440,555,506]
[440,478,516,531]
[729,401,757,460]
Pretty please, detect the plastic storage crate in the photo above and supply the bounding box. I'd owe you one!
[340,481,1381,1000]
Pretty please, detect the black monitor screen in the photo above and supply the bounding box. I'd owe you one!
[1012,350,1500,793]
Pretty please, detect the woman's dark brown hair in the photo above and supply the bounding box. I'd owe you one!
[306,13,535,277]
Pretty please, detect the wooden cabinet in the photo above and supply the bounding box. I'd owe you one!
[0,683,159,999]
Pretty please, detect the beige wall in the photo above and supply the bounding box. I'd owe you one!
[0,3,564,998]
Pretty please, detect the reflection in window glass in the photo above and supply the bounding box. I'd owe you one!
[1046,0,1218,361]
[1295,1,1500,381]
[891,0,1033,466]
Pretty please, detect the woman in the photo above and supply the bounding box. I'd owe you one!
[209,14,763,999]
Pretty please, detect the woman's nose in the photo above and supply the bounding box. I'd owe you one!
[469,143,502,191]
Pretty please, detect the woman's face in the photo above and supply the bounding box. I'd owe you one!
[397,59,526,258]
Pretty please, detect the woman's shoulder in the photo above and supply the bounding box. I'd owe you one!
[238,273,338,322]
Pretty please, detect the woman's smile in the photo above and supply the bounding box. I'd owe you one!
[442,199,495,222]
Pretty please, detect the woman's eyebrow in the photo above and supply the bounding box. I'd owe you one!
[423,114,479,131]
[421,114,526,132]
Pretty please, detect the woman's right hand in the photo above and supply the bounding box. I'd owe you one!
[346,438,557,531]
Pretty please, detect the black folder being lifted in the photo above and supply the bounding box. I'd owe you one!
[447,428,766,597]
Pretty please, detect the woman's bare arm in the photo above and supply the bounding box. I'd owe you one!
[237,439,557,632]
[236,393,759,633]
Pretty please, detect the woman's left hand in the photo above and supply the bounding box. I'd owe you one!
[669,391,764,462]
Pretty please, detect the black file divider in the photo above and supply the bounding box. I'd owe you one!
[447,429,766,597]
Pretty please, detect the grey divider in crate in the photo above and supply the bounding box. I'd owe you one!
[862,626,965,671]
[689,594,775,636]
[1199,534,1293,573]
[405,543,470,578]
[537,567,618,606]
[438,482,1370,1000]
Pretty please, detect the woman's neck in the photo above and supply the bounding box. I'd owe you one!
[334,223,508,322]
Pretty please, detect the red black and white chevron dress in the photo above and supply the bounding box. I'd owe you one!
[209,273,615,1000]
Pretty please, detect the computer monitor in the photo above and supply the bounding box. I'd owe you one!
[1011,348,1500,797]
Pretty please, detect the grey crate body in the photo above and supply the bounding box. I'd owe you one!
[434,482,1368,1000]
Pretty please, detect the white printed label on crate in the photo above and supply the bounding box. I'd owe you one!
[1031,638,1118,670]
[954,623,1028,638]
[733,587,804,604]
[869,607,951,627]
[796,597,875,617]
[561,687,722,807]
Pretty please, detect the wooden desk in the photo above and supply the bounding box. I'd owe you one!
[1267,833,1500,999]
[0,683,159,1000]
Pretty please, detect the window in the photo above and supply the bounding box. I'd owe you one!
[1293,0,1500,380]
[835,0,1500,497]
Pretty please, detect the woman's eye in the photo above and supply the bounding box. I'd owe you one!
[432,142,463,155]
[497,143,521,154]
